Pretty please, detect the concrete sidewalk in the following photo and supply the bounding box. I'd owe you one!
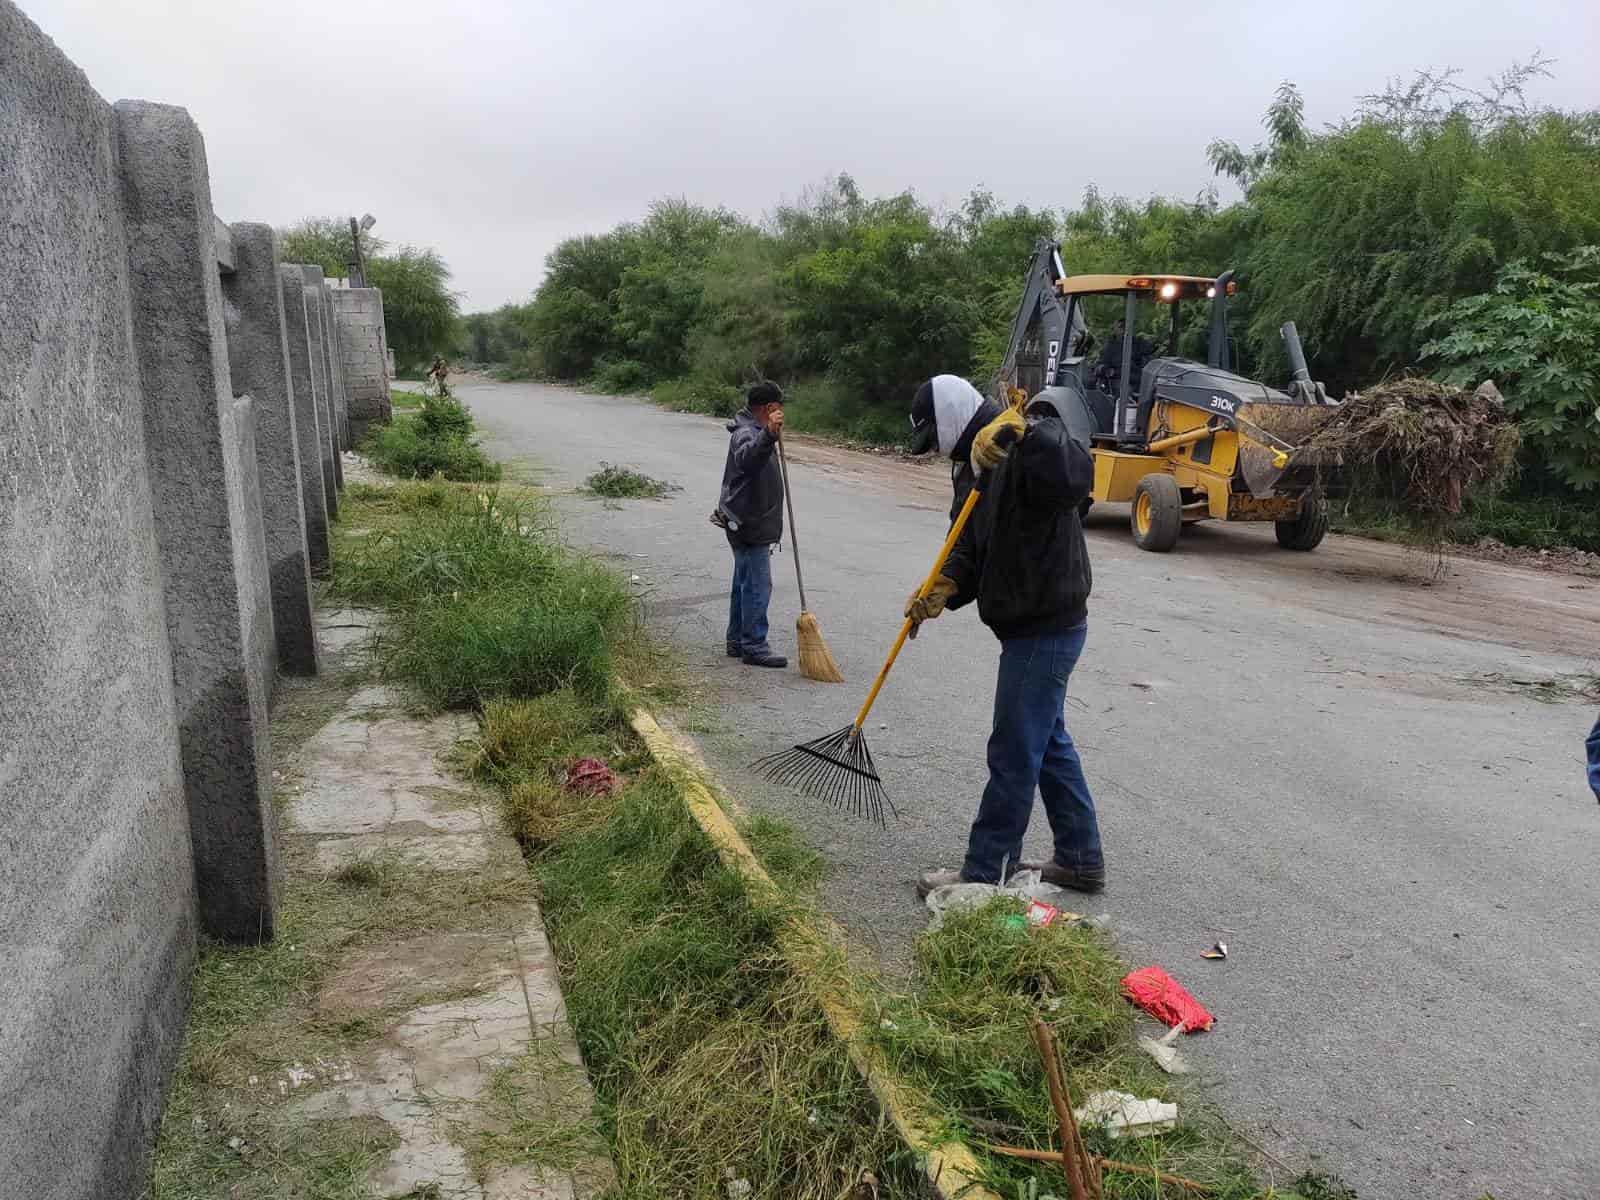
[280,608,613,1200]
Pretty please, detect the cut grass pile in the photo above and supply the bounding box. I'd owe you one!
[362,387,501,483]
[581,462,678,500]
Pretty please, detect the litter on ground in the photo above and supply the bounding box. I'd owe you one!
[1201,941,1228,960]
[1138,1023,1191,1074]
[564,756,620,796]
[1121,965,1215,1031]
[923,870,1084,930]
[1073,1090,1179,1139]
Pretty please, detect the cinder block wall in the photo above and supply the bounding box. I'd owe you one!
[0,8,197,1200]
[332,286,393,440]
[0,3,389,1195]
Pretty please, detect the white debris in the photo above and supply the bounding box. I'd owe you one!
[923,870,1083,931]
[723,1168,752,1200]
[283,1063,316,1090]
[1072,1090,1178,1139]
[226,1137,244,1152]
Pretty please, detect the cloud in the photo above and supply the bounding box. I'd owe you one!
[23,0,1597,310]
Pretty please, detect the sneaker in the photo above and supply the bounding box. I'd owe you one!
[916,867,963,899]
[1020,859,1106,894]
[725,643,742,658]
[742,652,787,668]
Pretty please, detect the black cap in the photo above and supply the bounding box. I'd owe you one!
[907,379,937,455]
[747,380,783,407]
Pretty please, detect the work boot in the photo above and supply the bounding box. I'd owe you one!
[1021,860,1106,894]
[742,651,787,669]
[725,642,742,658]
[916,868,964,899]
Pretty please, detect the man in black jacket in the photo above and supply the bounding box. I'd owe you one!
[716,381,788,668]
[906,399,1105,894]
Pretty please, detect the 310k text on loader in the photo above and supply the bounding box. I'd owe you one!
[996,239,1342,552]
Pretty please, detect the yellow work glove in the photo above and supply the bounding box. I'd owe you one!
[970,406,1026,471]
[904,575,959,639]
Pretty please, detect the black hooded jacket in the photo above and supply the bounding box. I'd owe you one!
[942,413,1095,639]
[718,408,784,547]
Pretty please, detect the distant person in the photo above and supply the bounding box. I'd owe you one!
[1588,714,1600,804]
[427,356,449,396]
[715,381,787,668]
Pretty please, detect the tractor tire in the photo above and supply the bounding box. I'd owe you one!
[1131,474,1182,552]
[1275,498,1329,551]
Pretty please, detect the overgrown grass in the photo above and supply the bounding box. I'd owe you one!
[329,483,631,709]
[362,389,502,483]
[532,769,919,1198]
[582,462,677,499]
[389,388,426,412]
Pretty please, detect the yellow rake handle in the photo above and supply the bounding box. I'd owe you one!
[851,484,984,731]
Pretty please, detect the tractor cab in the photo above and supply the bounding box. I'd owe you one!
[1049,273,1239,449]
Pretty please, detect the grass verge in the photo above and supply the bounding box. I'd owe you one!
[316,474,1340,1199]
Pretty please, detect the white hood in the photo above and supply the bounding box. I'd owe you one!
[931,374,985,457]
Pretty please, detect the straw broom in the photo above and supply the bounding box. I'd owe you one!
[775,433,843,683]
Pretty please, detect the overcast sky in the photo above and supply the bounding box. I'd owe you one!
[24,0,1599,312]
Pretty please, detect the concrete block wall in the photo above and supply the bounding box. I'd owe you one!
[333,286,393,441]
[0,3,388,1195]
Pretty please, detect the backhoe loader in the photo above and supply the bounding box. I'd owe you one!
[996,239,1340,552]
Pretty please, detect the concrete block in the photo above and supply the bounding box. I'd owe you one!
[333,286,393,441]
[116,98,280,943]
[323,288,353,450]
[299,265,341,514]
[224,224,319,675]
[278,265,332,574]
[0,5,195,1196]
[314,283,351,475]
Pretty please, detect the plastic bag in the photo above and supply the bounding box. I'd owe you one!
[1120,965,1214,1032]
[923,870,1082,931]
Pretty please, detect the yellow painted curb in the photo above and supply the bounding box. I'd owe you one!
[629,708,1001,1200]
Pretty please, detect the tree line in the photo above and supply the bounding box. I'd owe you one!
[279,218,461,377]
[471,64,1599,499]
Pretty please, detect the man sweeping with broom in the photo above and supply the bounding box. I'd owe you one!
[715,381,843,679]
[906,394,1106,897]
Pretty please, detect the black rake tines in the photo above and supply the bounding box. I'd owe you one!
[751,724,897,827]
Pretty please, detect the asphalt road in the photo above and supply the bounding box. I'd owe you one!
[461,377,1600,1199]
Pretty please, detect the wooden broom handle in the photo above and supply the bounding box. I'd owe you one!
[850,484,983,731]
[775,433,808,612]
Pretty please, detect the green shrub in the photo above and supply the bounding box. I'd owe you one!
[589,357,653,393]
[649,375,742,417]
[782,376,905,444]
[581,463,676,499]
[362,392,502,483]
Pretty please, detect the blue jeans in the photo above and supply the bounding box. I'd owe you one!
[726,543,774,656]
[962,624,1101,883]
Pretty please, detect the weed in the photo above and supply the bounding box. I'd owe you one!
[329,486,634,711]
[581,462,678,500]
[390,388,426,412]
[333,859,384,888]
[362,390,501,483]
[468,689,607,782]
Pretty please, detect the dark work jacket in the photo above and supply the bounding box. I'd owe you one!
[942,415,1094,640]
[718,409,784,547]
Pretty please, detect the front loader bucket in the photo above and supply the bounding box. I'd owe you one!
[1235,402,1340,498]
